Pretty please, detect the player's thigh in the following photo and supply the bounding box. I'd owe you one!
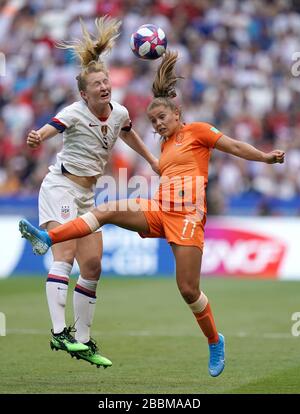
[46,221,77,264]
[75,232,103,280]
[171,244,203,291]
[94,199,150,233]
[39,172,78,229]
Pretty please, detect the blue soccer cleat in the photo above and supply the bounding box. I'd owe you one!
[208,333,225,377]
[19,219,52,255]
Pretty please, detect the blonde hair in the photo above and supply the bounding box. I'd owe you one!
[148,50,182,113]
[57,16,121,91]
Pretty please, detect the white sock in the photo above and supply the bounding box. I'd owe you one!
[73,275,98,343]
[188,292,208,313]
[46,261,72,334]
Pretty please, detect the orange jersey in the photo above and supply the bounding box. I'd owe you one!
[154,122,223,215]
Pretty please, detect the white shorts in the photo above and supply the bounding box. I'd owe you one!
[39,172,96,228]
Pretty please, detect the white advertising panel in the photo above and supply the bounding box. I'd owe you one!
[203,217,300,279]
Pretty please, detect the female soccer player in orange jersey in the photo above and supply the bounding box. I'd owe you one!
[20,51,285,377]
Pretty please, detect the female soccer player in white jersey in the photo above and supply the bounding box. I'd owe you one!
[25,16,159,368]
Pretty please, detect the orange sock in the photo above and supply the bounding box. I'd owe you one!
[48,217,92,244]
[194,303,219,344]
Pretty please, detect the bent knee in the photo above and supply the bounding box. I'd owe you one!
[178,284,200,304]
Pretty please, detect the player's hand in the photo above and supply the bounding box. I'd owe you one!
[264,150,285,164]
[27,130,42,148]
[150,158,160,175]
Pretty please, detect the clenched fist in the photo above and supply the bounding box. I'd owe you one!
[27,130,42,148]
[264,150,285,164]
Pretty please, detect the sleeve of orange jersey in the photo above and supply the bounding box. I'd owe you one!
[193,123,223,148]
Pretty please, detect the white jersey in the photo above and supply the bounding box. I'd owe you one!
[49,100,130,177]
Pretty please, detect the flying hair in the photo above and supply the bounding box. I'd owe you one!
[152,50,182,98]
[56,16,121,91]
[57,16,121,67]
[148,50,183,113]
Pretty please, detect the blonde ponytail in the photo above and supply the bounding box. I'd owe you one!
[56,15,121,91]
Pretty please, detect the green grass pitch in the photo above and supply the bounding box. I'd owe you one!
[0,276,300,394]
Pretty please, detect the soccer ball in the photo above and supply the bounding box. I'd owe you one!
[130,24,167,60]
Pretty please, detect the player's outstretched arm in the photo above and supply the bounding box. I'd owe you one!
[26,124,60,149]
[215,134,285,164]
[120,128,160,174]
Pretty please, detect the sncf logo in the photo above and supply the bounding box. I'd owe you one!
[202,228,286,277]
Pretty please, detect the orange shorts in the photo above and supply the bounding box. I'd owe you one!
[137,198,206,251]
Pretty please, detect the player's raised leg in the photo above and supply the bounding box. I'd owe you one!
[49,199,150,242]
[171,244,225,377]
[19,219,52,255]
[19,199,150,255]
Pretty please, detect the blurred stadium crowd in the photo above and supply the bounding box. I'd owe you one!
[1,0,300,215]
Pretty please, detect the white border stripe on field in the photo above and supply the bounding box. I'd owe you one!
[5,328,293,339]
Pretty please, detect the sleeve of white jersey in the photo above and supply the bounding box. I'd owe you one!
[48,106,74,133]
[121,107,132,132]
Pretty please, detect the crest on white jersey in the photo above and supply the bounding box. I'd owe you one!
[61,205,70,220]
